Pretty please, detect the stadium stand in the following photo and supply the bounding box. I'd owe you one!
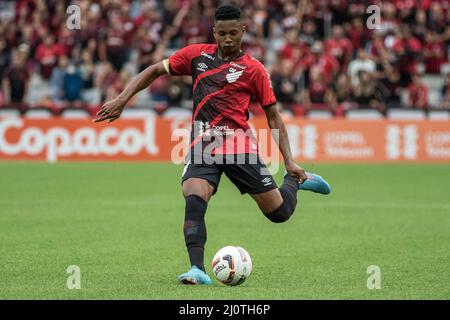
[23,108,54,118]
[387,108,427,120]
[0,0,450,117]
[428,109,450,120]
[345,109,384,120]
[0,108,21,117]
[306,109,334,119]
[60,108,91,119]
[162,107,192,119]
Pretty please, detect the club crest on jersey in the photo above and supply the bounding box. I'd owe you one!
[197,62,208,72]
[226,67,244,83]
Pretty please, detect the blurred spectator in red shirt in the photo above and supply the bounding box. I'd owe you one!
[302,65,334,110]
[35,34,65,80]
[407,74,429,109]
[346,17,371,51]
[79,2,106,49]
[279,29,311,76]
[180,11,208,45]
[2,47,30,108]
[99,11,128,71]
[325,24,353,71]
[57,26,78,58]
[423,30,447,74]
[392,24,422,86]
[308,41,339,84]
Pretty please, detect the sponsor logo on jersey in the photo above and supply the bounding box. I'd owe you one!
[197,62,208,72]
[201,51,215,61]
[198,121,233,136]
[230,62,246,70]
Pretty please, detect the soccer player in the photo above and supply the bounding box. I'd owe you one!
[94,5,331,285]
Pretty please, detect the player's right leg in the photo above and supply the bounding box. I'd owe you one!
[178,162,221,285]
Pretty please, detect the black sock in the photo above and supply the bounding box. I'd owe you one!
[184,195,208,271]
[279,174,298,213]
[264,175,298,223]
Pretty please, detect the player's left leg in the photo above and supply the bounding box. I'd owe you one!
[250,174,298,222]
[223,154,298,222]
[224,154,330,222]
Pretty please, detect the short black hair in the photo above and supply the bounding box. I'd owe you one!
[215,5,241,21]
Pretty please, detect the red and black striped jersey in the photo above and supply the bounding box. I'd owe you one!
[163,43,276,156]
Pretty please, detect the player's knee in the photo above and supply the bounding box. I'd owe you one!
[264,202,291,223]
[182,180,213,203]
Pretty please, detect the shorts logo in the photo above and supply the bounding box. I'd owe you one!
[197,62,208,72]
[261,177,272,186]
[226,68,244,83]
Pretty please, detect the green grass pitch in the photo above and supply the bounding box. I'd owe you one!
[0,162,449,299]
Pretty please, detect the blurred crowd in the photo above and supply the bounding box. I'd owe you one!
[1,0,450,117]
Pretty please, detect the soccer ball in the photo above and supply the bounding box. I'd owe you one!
[211,246,252,286]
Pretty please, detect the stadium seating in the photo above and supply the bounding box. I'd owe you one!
[345,109,384,120]
[120,108,158,119]
[305,110,333,119]
[24,108,54,119]
[60,108,91,119]
[1,0,450,118]
[387,109,426,120]
[0,109,21,118]
[162,107,192,119]
[428,110,450,120]
[422,75,445,108]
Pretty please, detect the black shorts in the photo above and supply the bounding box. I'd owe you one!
[181,154,278,195]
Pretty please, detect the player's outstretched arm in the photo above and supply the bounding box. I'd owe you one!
[93,61,168,123]
[264,104,307,183]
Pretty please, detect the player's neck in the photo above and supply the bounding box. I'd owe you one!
[217,48,242,61]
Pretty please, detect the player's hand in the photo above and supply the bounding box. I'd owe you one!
[285,160,308,184]
[93,99,125,123]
